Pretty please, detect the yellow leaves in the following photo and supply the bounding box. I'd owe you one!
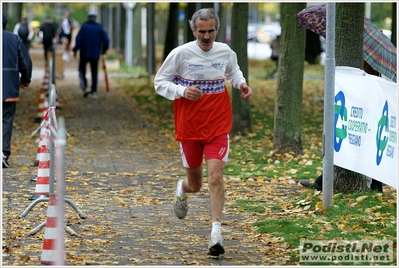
[256,176,264,182]
[336,223,353,232]
[303,205,312,211]
[114,197,130,208]
[349,195,368,207]
[150,198,163,206]
[270,178,279,184]
[304,160,313,166]
[316,201,323,211]
[225,201,236,206]
[356,195,368,204]
[20,255,31,261]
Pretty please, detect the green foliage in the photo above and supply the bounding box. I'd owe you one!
[226,60,325,181]
[251,190,397,264]
[371,2,394,30]
[117,74,174,129]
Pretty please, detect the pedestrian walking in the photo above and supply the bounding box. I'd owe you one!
[13,16,34,53]
[72,12,109,99]
[59,10,74,62]
[154,8,253,257]
[39,15,57,63]
[2,12,32,168]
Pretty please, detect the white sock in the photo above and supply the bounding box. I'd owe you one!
[178,182,188,197]
[212,221,221,234]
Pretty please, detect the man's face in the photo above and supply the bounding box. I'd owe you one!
[192,18,218,52]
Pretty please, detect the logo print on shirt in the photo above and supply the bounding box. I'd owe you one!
[189,73,205,80]
[188,63,204,70]
[211,62,225,70]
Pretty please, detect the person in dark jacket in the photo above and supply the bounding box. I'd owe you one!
[2,12,32,168]
[39,15,57,63]
[72,12,109,98]
[269,34,281,79]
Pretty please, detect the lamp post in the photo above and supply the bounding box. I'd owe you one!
[123,2,136,70]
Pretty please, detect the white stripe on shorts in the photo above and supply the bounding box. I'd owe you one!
[179,142,190,168]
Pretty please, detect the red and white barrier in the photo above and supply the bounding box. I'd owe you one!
[40,194,66,265]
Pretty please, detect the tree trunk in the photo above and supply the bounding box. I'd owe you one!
[230,3,251,134]
[163,3,179,61]
[334,3,369,193]
[5,3,22,30]
[391,3,396,47]
[133,3,144,66]
[146,3,156,78]
[335,3,364,69]
[201,3,214,9]
[216,3,228,43]
[272,3,306,154]
[184,3,196,43]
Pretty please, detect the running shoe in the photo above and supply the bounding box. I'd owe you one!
[62,52,70,62]
[83,88,91,97]
[207,232,225,256]
[173,179,188,219]
[2,153,10,168]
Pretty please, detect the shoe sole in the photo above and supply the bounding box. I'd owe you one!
[2,161,10,168]
[173,200,187,219]
[207,243,225,256]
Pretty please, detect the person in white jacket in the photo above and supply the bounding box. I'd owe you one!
[154,8,252,257]
[13,17,34,53]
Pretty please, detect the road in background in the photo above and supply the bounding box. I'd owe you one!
[247,41,272,60]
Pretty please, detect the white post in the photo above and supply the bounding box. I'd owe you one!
[55,117,66,265]
[322,3,336,209]
[123,2,136,70]
[365,2,371,19]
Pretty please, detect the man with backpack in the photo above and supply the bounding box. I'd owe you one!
[13,17,34,53]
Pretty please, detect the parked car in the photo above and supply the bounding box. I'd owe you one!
[248,24,258,42]
[256,23,281,44]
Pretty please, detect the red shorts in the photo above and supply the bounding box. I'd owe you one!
[179,134,229,169]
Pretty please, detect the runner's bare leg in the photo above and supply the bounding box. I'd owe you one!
[206,159,225,222]
[183,159,225,222]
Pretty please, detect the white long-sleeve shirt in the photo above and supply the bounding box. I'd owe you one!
[154,40,246,101]
[154,40,247,142]
[13,22,34,41]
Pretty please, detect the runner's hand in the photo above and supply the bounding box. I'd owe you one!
[240,83,252,101]
[184,85,203,101]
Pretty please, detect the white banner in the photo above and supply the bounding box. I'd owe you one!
[334,67,397,188]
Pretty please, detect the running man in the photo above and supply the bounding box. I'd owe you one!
[154,8,252,256]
